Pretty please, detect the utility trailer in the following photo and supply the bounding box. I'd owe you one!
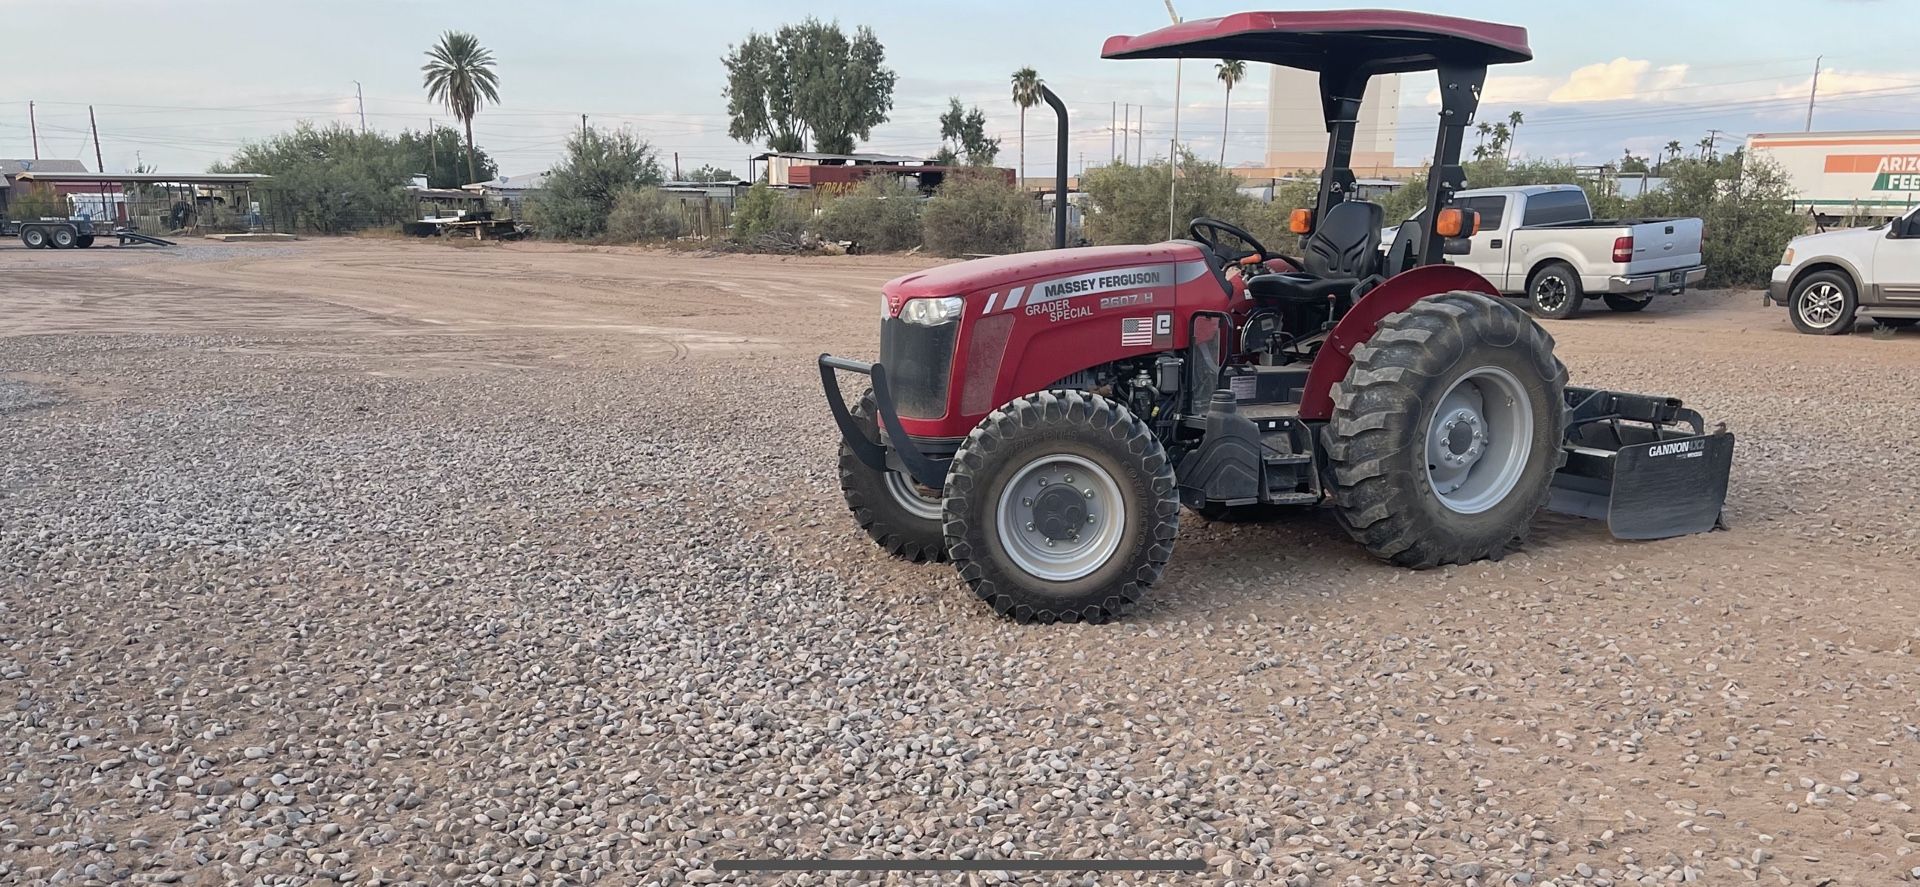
[5,217,100,249]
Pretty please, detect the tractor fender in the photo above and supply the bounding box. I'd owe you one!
[1297,265,1500,421]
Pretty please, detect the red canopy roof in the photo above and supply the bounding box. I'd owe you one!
[1101,10,1531,74]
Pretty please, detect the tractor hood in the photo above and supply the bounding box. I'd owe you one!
[883,242,1213,313]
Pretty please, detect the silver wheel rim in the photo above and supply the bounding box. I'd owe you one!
[24,230,43,247]
[1798,282,1845,328]
[993,453,1126,582]
[884,470,943,521]
[1424,366,1535,514]
[1533,275,1569,312]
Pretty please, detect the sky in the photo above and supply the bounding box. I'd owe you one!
[3,0,1915,181]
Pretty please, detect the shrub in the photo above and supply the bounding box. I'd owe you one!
[812,176,923,252]
[528,127,665,239]
[730,182,809,250]
[1079,152,1253,245]
[213,122,413,234]
[922,173,1033,256]
[6,186,70,220]
[606,186,686,242]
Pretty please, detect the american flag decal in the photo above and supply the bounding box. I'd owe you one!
[1120,317,1154,347]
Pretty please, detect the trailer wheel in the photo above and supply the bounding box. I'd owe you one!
[49,226,76,249]
[21,227,47,249]
[943,390,1178,624]
[1325,290,1568,568]
[1526,262,1582,319]
[838,390,947,564]
[1602,294,1649,312]
[1789,271,1857,335]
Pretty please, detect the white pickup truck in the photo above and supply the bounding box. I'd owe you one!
[1387,184,1706,319]
[1768,204,1920,334]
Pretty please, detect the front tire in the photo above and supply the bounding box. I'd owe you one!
[838,390,947,563]
[943,390,1178,624]
[1325,291,1568,568]
[1789,271,1856,335]
[1526,262,1583,320]
[1602,294,1650,312]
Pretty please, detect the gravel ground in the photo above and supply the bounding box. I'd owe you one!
[3,239,1919,886]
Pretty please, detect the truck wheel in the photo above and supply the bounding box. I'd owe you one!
[1602,294,1649,312]
[1526,263,1582,319]
[1789,271,1856,335]
[943,390,1178,624]
[75,235,95,249]
[21,227,47,249]
[50,226,76,249]
[1325,291,1568,568]
[838,390,947,564]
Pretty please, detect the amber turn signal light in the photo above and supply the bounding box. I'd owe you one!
[1434,208,1480,238]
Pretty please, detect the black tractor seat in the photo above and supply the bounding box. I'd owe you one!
[1247,200,1385,328]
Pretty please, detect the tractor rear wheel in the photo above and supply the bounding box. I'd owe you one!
[1325,290,1568,568]
[838,389,947,564]
[943,390,1178,624]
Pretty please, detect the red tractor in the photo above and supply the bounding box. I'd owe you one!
[820,11,1733,623]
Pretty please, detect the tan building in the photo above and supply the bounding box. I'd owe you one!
[1266,67,1401,171]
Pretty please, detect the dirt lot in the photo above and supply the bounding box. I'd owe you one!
[2,238,1918,886]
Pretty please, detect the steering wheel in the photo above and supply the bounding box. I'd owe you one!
[1188,217,1272,268]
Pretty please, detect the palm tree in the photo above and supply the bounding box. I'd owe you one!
[1505,110,1525,161]
[1696,135,1715,160]
[422,31,501,185]
[1475,121,1493,153]
[1010,68,1042,189]
[1215,59,1247,165]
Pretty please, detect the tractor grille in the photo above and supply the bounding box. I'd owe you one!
[880,317,957,419]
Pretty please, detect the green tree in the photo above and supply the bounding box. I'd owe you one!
[813,175,922,252]
[400,124,495,188]
[922,172,1033,255]
[213,122,415,233]
[1078,150,1251,245]
[683,165,739,183]
[1619,148,1650,174]
[1010,67,1042,187]
[722,19,896,154]
[938,98,999,167]
[528,127,665,238]
[1215,59,1246,166]
[421,31,502,186]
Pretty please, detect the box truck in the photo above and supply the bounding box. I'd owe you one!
[1748,130,1920,223]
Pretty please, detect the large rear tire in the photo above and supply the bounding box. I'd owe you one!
[943,390,1178,624]
[1325,290,1568,568]
[838,390,947,564]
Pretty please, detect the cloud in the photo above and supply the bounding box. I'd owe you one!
[1423,58,1695,105]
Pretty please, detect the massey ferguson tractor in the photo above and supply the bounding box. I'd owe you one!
[819,11,1734,623]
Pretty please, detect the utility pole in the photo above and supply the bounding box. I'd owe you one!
[1706,128,1724,160]
[28,100,39,159]
[1122,104,1130,165]
[1110,101,1116,163]
[353,81,366,133]
[674,151,681,180]
[429,118,437,181]
[1804,55,1822,132]
[1136,107,1145,165]
[88,106,104,173]
[581,114,589,137]
[1163,0,1183,240]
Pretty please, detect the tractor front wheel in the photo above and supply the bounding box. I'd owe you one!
[1325,290,1568,568]
[838,390,947,564]
[943,390,1178,624]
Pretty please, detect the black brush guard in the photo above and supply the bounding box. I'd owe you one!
[1549,387,1733,539]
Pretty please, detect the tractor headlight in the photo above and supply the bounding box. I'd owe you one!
[900,296,965,326]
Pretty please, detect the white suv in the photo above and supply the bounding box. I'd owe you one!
[1769,205,1920,334]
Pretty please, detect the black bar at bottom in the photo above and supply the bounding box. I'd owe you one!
[718,859,1203,872]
